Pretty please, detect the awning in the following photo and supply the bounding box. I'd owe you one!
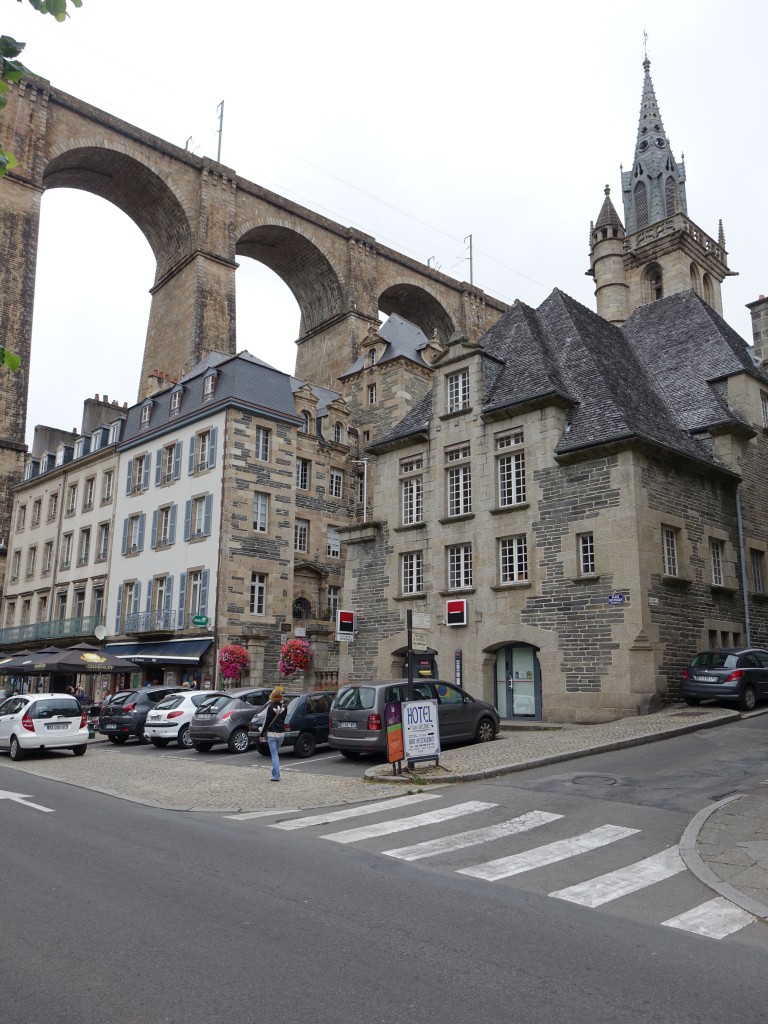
[103,638,214,665]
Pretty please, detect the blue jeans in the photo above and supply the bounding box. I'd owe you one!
[267,732,285,780]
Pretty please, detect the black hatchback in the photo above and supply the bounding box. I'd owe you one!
[97,686,187,743]
[249,690,334,758]
[680,648,768,711]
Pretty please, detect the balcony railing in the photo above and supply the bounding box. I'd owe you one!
[124,609,176,634]
[0,614,105,646]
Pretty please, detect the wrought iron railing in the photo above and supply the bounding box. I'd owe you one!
[0,615,105,646]
[124,609,176,634]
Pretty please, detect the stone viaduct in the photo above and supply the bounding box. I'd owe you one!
[0,77,509,551]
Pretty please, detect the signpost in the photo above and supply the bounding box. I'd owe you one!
[403,699,441,766]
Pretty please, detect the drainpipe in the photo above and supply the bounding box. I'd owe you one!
[735,486,751,647]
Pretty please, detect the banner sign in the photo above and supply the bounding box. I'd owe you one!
[403,699,441,763]
[446,598,467,626]
[385,700,404,763]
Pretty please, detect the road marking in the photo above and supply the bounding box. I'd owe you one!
[0,789,55,813]
[457,824,640,881]
[383,810,562,861]
[322,801,498,845]
[270,793,440,830]
[225,809,301,820]
[662,897,756,939]
[549,846,686,906]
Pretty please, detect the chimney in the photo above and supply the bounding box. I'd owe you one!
[746,294,768,365]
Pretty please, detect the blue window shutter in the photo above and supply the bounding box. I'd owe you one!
[143,453,151,491]
[155,449,162,486]
[173,441,182,480]
[165,575,174,612]
[137,513,146,552]
[169,504,177,545]
[121,517,129,556]
[125,459,133,495]
[145,579,153,613]
[184,500,191,541]
[115,584,123,632]
[209,427,218,469]
[203,493,213,536]
[133,582,141,614]
[177,573,187,629]
[200,569,209,617]
[151,510,159,549]
[188,435,196,475]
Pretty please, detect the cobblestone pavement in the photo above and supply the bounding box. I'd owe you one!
[4,702,767,920]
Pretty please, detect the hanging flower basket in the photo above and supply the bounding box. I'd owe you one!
[278,638,314,678]
[218,644,249,680]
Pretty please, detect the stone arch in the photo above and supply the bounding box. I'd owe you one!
[643,263,663,303]
[235,222,345,336]
[42,145,194,282]
[689,263,701,296]
[378,282,455,344]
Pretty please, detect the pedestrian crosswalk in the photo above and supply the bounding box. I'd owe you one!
[231,793,764,942]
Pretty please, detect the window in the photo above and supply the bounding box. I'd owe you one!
[295,518,309,553]
[253,491,269,532]
[4,601,15,627]
[296,457,310,490]
[61,533,73,569]
[448,544,473,590]
[662,526,678,577]
[634,180,648,229]
[151,575,170,614]
[578,532,595,576]
[500,535,528,583]
[401,552,424,594]
[329,469,344,499]
[202,373,216,400]
[761,392,768,429]
[20,599,30,625]
[447,369,470,413]
[127,453,150,494]
[102,469,114,504]
[91,430,102,452]
[497,429,526,506]
[333,421,343,443]
[92,586,104,621]
[250,572,266,615]
[327,527,340,558]
[367,383,377,405]
[140,403,152,427]
[122,514,146,554]
[446,445,471,517]
[401,475,423,526]
[189,429,216,474]
[302,411,312,434]
[83,477,95,510]
[327,586,340,619]
[73,589,85,619]
[77,528,90,566]
[31,499,41,527]
[48,492,59,520]
[116,581,140,631]
[255,426,270,462]
[368,348,376,367]
[42,541,54,575]
[751,549,765,595]
[186,569,208,619]
[25,546,37,578]
[159,441,181,483]
[10,550,20,580]
[55,592,67,621]
[96,523,110,561]
[66,484,78,515]
[38,594,48,622]
[170,390,182,415]
[185,495,212,540]
[710,539,724,587]
[109,421,121,445]
[153,504,177,548]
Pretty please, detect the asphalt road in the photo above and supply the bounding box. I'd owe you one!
[2,717,768,1024]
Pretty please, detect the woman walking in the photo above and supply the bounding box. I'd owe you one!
[261,686,287,781]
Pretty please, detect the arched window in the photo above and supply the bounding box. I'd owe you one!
[302,411,311,434]
[689,263,701,295]
[634,181,648,229]
[665,176,676,217]
[333,422,342,443]
[292,597,312,620]
[644,264,663,303]
[702,273,714,306]
[368,348,376,367]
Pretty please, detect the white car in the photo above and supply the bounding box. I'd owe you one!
[0,692,90,760]
[143,690,218,749]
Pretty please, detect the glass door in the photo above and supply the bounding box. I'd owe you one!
[495,645,542,720]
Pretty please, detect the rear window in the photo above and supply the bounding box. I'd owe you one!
[334,686,376,711]
[691,652,737,670]
[109,691,139,708]
[31,699,82,719]
[157,695,185,710]
[196,695,232,713]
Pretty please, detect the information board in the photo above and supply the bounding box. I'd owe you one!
[402,699,441,763]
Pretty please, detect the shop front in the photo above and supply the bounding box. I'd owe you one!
[103,637,214,688]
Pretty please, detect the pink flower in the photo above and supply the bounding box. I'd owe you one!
[218,644,249,680]
[278,638,314,678]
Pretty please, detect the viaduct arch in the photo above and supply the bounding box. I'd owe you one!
[0,77,509,546]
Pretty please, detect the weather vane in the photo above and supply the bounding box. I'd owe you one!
[643,28,648,60]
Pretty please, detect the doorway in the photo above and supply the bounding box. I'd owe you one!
[495,644,542,720]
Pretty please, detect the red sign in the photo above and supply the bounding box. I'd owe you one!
[446,599,467,626]
[336,610,355,635]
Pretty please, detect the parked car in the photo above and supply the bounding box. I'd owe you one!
[680,648,768,711]
[188,687,274,753]
[0,692,90,760]
[144,690,218,749]
[328,679,500,758]
[97,686,186,743]
[249,690,334,758]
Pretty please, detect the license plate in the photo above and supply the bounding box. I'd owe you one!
[695,676,718,683]
[46,722,68,731]
[105,723,117,729]
[196,714,214,720]
[339,721,358,729]
[148,715,160,722]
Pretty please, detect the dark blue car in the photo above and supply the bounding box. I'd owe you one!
[248,690,335,758]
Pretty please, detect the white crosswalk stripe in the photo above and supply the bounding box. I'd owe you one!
[383,810,562,861]
[549,846,686,906]
[321,801,498,845]
[269,793,439,830]
[457,824,640,882]
[662,897,757,939]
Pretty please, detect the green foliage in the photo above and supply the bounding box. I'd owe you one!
[24,1,83,24]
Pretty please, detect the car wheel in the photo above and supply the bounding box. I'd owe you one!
[72,745,87,756]
[228,728,249,754]
[107,735,121,744]
[294,731,316,758]
[192,741,214,752]
[340,749,361,760]
[739,685,757,712]
[113,735,129,744]
[178,725,193,749]
[151,738,170,747]
[683,696,700,707]
[475,717,496,743]
[256,744,271,758]
[9,735,25,761]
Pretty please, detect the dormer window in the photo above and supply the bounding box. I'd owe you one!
[140,403,153,428]
[55,448,65,467]
[333,422,342,443]
[447,369,470,414]
[203,374,216,401]
[368,349,376,367]
[109,421,121,445]
[302,411,312,434]
[91,431,101,452]
[170,390,182,416]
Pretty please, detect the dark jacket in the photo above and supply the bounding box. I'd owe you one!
[262,699,287,735]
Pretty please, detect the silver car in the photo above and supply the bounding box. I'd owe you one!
[188,687,273,753]
[328,679,500,759]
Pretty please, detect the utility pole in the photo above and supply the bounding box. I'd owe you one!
[464,234,474,286]
[216,100,224,163]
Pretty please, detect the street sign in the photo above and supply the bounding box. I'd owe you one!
[411,631,427,652]
[403,699,441,763]
[192,614,209,626]
[607,594,625,606]
[336,609,356,642]
[446,598,467,626]
[412,612,431,631]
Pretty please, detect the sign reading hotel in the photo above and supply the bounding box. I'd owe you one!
[402,699,441,764]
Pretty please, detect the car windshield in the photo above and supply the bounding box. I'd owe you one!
[110,692,138,707]
[196,695,232,713]
[334,686,376,711]
[692,652,738,670]
[157,695,185,710]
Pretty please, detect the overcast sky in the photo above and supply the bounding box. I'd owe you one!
[2,0,766,447]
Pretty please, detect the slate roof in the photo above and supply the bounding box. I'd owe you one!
[339,313,432,378]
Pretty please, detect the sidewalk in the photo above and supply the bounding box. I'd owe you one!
[4,702,767,921]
